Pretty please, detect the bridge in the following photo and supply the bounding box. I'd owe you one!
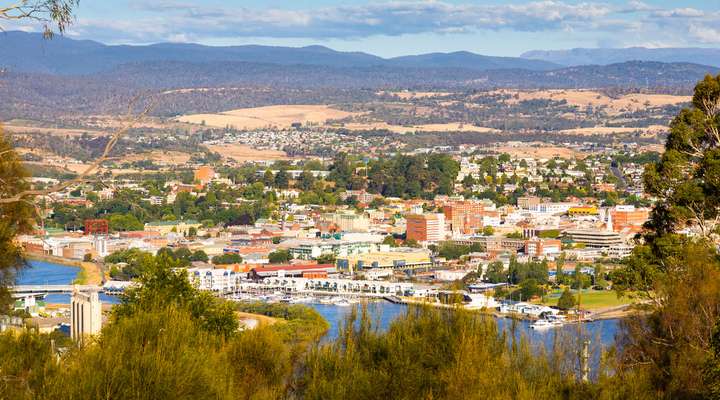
[9,281,132,298]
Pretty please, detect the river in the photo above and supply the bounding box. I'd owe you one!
[18,260,620,350]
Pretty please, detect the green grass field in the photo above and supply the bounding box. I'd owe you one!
[538,289,634,310]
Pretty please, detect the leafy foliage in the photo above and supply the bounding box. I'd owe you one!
[113,254,239,338]
[0,129,35,312]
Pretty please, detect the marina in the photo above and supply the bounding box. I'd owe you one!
[16,260,620,345]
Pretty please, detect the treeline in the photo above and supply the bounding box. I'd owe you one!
[48,185,271,231]
[329,152,460,198]
[0,251,700,399]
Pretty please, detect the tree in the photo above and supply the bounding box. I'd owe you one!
[316,253,336,265]
[515,278,545,300]
[437,242,471,260]
[555,253,566,284]
[484,261,506,283]
[173,247,193,262]
[298,169,316,191]
[212,253,242,265]
[263,170,274,187]
[189,250,209,263]
[114,253,238,338]
[0,0,79,38]
[403,238,420,248]
[382,235,397,247]
[642,74,720,240]
[482,226,494,236]
[274,169,290,189]
[0,131,34,312]
[268,249,291,264]
[108,214,143,232]
[608,75,720,398]
[557,288,576,310]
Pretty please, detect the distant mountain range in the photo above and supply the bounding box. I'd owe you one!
[2,31,720,119]
[0,31,559,75]
[521,47,720,68]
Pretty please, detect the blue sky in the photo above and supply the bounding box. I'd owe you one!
[9,0,720,57]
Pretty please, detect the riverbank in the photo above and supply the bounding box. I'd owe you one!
[24,254,103,285]
[387,295,632,321]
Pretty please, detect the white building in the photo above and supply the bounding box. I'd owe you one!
[187,267,243,292]
[71,288,102,342]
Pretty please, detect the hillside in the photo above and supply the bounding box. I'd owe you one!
[522,47,720,67]
[0,31,558,75]
[0,60,714,119]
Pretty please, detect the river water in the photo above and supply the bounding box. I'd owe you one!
[18,260,620,350]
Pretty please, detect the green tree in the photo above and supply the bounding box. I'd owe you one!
[274,169,290,189]
[382,235,397,247]
[0,1,79,38]
[316,253,336,265]
[484,261,506,283]
[0,131,34,312]
[190,250,209,262]
[212,253,242,265]
[263,169,275,187]
[557,288,576,310]
[555,253,566,284]
[516,278,545,300]
[108,214,143,231]
[268,249,291,264]
[607,77,720,396]
[114,253,238,338]
[299,169,316,191]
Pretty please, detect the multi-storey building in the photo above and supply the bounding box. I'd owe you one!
[443,201,484,234]
[609,205,650,233]
[406,213,446,243]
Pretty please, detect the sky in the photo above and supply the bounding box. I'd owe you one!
[7,0,720,57]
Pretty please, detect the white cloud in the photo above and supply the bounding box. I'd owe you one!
[41,0,720,49]
[689,24,720,44]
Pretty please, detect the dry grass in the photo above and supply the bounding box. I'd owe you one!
[341,121,499,134]
[123,150,192,165]
[495,144,584,159]
[177,105,355,129]
[207,143,291,162]
[557,124,668,136]
[493,89,690,115]
[3,124,104,137]
[376,90,454,99]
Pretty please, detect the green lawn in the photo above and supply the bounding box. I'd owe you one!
[538,289,634,310]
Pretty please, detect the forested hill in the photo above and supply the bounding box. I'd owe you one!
[1,60,716,119]
[522,47,720,68]
[1,31,718,119]
[0,31,559,75]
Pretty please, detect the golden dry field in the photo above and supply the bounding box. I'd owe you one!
[206,143,291,162]
[177,105,355,129]
[493,89,690,115]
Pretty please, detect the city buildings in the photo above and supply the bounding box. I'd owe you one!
[443,200,484,234]
[406,213,446,243]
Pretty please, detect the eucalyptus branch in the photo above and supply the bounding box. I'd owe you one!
[0,95,156,205]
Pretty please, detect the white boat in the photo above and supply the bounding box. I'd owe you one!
[290,296,315,304]
[332,298,353,307]
[531,319,554,329]
[531,317,564,330]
